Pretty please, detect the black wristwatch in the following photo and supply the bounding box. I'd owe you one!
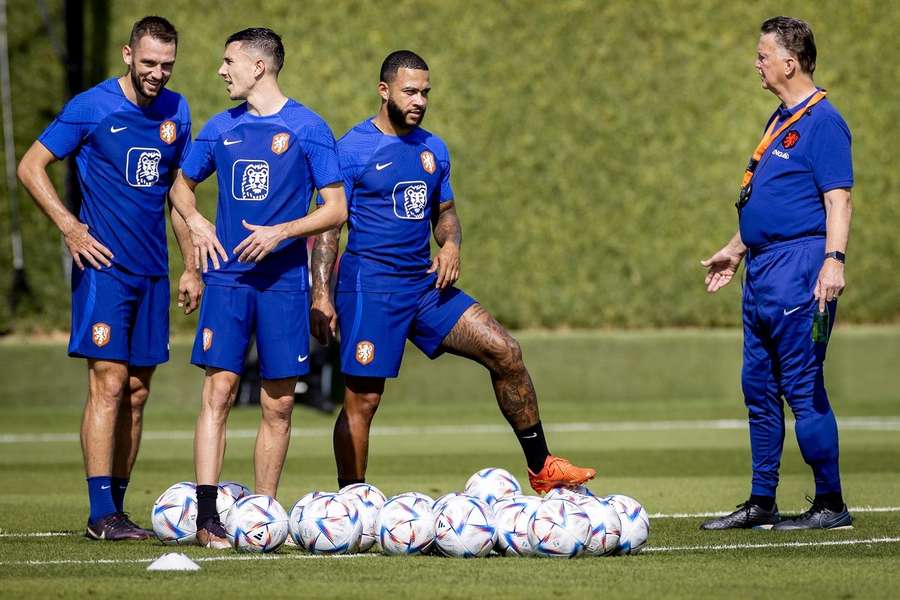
[824,251,846,264]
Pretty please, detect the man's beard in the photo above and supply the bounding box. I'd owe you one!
[386,97,425,130]
[130,67,164,101]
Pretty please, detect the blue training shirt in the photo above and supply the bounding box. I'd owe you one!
[330,119,453,292]
[38,78,192,276]
[181,99,342,291]
[738,92,853,251]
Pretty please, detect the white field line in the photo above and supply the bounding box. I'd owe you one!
[3,416,900,444]
[2,506,898,539]
[1,538,899,566]
[0,553,370,567]
[643,536,900,553]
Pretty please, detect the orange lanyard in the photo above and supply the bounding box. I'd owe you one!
[740,90,827,189]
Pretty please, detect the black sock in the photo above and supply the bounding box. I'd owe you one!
[515,421,550,473]
[196,485,219,525]
[338,477,365,490]
[815,492,844,512]
[750,494,776,511]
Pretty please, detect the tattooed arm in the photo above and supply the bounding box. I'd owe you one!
[427,201,461,289]
[310,225,341,344]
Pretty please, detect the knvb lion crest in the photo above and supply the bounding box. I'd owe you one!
[159,120,177,144]
[782,130,801,149]
[355,341,375,366]
[271,133,290,155]
[92,323,111,348]
[392,181,428,220]
[420,150,436,174]
[202,328,214,351]
[126,147,161,187]
[231,159,270,201]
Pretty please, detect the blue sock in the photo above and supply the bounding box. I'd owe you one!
[111,477,129,513]
[87,476,117,522]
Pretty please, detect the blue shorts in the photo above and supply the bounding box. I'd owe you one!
[69,265,169,366]
[336,285,476,378]
[190,284,310,380]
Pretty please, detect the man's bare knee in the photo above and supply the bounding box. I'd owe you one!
[89,362,129,408]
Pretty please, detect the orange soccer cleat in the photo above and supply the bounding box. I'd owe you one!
[528,455,597,494]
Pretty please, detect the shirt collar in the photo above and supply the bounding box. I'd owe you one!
[777,88,821,119]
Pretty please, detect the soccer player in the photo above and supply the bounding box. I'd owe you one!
[700,17,853,530]
[310,50,595,493]
[17,16,198,540]
[168,28,347,548]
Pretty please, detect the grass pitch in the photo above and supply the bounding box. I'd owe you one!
[1,329,899,598]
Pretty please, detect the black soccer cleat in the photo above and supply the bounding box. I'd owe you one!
[196,516,231,549]
[85,512,152,541]
[773,499,853,530]
[699,501,780,530]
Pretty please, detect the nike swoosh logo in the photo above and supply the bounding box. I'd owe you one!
[297,354,308,362]
[520,433,538,439]
[375,162,392,171]
[109,126,127,133]
[223,139,242,146]
[100,485,111,490]
[783,306,803,316]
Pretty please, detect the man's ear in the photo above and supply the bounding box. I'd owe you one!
[378,81,389,102]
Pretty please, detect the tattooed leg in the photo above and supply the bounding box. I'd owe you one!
[440,304,540,430]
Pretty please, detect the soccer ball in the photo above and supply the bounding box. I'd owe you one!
[376,493,435,555]
[225,494,289,553]
[289,491,330,549]
[151,481,198,545]
[339,483,386,552]
[545,484,595,501]
[432,492,467,514]
[576,496,621,556]
[464,468,521,505]
[493,495,543,556]
[527,498,591,558]
[604,494,650,555]
[433,495,497,558]
[394,491,435,506]
[219,481,251,502]
[295,493,362,554]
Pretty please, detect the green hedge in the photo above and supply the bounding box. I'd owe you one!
[1,0,897,332]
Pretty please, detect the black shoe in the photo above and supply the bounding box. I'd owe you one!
[773,497,853,530]
[118,513,154,538]
[85,512,152,541]
[699,501,780,530]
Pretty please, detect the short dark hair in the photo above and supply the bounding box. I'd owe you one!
[129,16,178,47]
[225,28,285,74]
[380,50,429,83]
[761,16,817,75]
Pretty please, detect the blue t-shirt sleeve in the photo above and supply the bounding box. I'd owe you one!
[302,121,343,191]
[37,94,98,159]
[434,141,453,202]
[809,117,853,192]
[180,120,218,182]
[176,99,193,167]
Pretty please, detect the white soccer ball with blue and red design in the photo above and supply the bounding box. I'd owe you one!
[604,494,650,555]
[493,495,543,556]
[576,496,621,556]
[545,484,595,502]
[219,481,251,502]
[464,468,521,505]
[376,493,435,555]
[296,493,362,554]
[339,483,386,552]
[288,490,330,549]
[433,495,497,558]
[432,492,467,514]
[527,497,591,558]
[151,481,198,545]
[224,494,289,553]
